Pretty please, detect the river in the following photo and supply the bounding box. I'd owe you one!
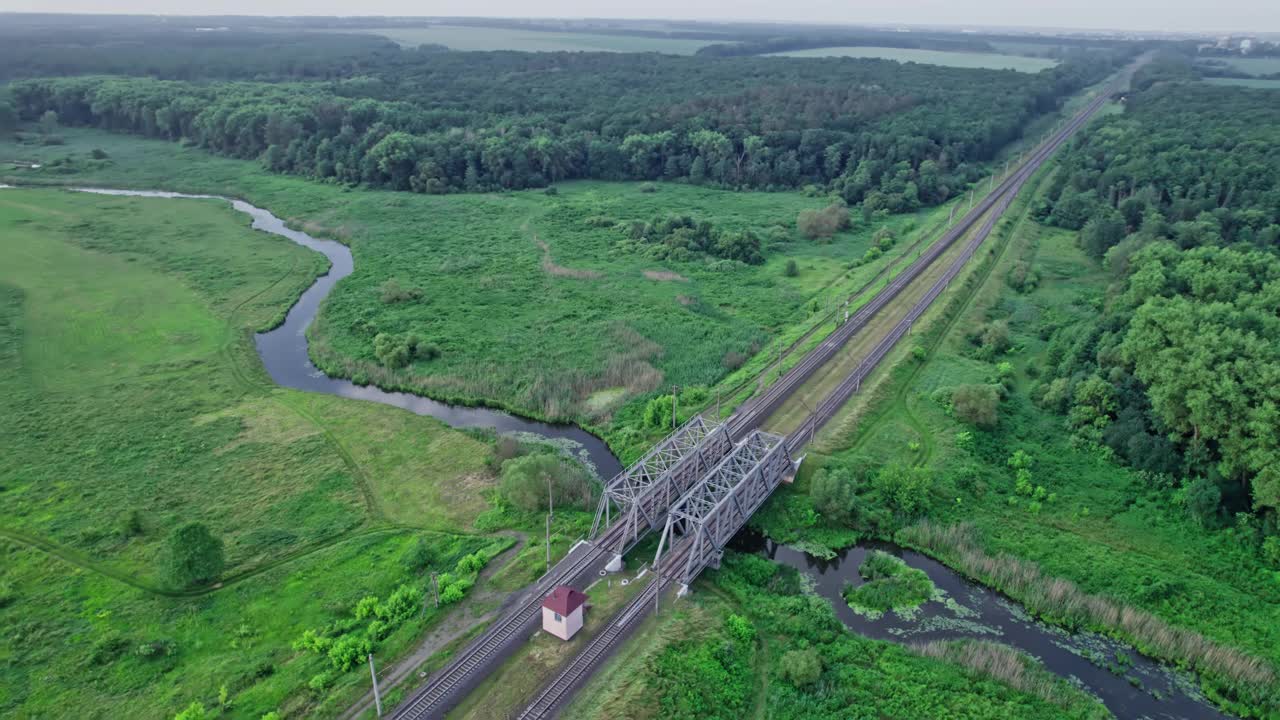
[69,187,623,479]
[733,531,1229,719]
[53,186,1227,719]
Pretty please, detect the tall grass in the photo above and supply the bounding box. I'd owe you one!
[899,521,1277,710]
[911,640,1109,718]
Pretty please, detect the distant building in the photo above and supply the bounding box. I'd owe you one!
[541,586,587,641]
[1240,39,1255,53]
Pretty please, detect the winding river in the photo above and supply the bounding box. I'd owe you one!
[734,531,1229,720]
[71,188,624,480]
[48,186,1227,719]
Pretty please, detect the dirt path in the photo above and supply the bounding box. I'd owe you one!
[339,532,529,720]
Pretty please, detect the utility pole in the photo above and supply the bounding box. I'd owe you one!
[715,387,720,419]
[969,188,974,210]
[671,385,679,431]
[545,513,551,573]
[369,654,383,717]
[547,473,554,521]
[431,572,440,608]
[947,205,955,228]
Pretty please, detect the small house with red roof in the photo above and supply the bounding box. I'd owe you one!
[542,586,587,641]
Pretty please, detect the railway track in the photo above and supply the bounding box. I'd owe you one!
[727,83,1118,447]
[509,78,1124,720]
[392,75,1125,720]
[783,84,1117,452]
[515,539,697,720]
[388,522,626,719]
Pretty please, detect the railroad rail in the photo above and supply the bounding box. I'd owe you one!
[393,73,1127,720]
[510,76,1125,720]
[727,84,1118,446]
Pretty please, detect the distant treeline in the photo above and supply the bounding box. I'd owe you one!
[11,49,1120,207]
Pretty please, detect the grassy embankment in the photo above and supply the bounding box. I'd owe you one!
[2,126,958,463]
[751,159,1280,715]
[0,186,537,718]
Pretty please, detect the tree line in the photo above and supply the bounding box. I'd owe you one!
[11,47,1119,207]
[1031,81,1280,520]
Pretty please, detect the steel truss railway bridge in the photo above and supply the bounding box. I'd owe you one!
[390,67,1135,720]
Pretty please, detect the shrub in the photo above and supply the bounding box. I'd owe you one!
[783,259,799,277]
[327,634,372,672]
[873,464,931,516]
[810,465,860,523]
[161,522,225,589]
[721,350,747,371]
[797,201,851,240]
[1263,536,1280,569]
[725,614,755,643]
[90,148,110,160]
[378,278,423,304]
[779,648,822,687]
[638,182,658,193]
[499,453,592,512]
[173,702,207,720]
[400,537,435,575]
[845,551,936,615]
[118,509,144,538]
[952,384,1000,428]
[372,332,437,368]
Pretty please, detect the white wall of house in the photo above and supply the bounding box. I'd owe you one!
[542,605,584,640]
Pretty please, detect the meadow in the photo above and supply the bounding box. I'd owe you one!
[340,25,712,54]
[0,186,545,718]
[766,46,1059,72]
[2,127,952,460]
[752,171,1280,715]
[561,554,1108,720]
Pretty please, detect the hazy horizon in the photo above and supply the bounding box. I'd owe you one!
[1,2,1277,36]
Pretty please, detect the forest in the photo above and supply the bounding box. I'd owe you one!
[1032,81,1280,517]
[9,44,1121,209]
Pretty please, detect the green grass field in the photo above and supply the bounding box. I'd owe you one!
[0,186,530,718]
[767,46,1058,72]
[345,25,712,54]
[2,128,954,459]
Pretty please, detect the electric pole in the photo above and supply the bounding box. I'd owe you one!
[545,512,551,573]
[369,654,383,717]
[431,572,440,608]
[671,385,679,431]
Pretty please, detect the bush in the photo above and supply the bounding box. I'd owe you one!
[118,508,144,538]
[638,182,658,193]
[797,201,851,240]
[952,384,1000,428]
[90,148,110,160]
[783,259,799,277]
[400,537,435,574]
[721,350,747,371]
[372,331,437,368]
[161,522,225,588]
[810,465,860,523]
[173,702,207,720]
[499,453,591,512]
[845,551,935,615]
[873,464,931,516]
[725,614,755,643]
[378,278,423,304]
[779,648,822,687]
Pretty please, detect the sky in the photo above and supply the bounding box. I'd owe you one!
[0,0,1276,35]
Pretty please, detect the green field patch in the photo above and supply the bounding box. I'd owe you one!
[768,46,1058,72]
[1202,76,1280,89]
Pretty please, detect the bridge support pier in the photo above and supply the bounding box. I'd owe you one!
[605,554,623,573]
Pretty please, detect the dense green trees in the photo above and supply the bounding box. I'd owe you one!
[161,522,225,588]
[1033,82,1280,519]
[11,46,1118,204]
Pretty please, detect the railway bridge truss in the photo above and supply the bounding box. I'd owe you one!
[589,415,733,559]
[654,430,794,589]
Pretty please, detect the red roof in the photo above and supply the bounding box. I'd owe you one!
[542,586,587,615]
